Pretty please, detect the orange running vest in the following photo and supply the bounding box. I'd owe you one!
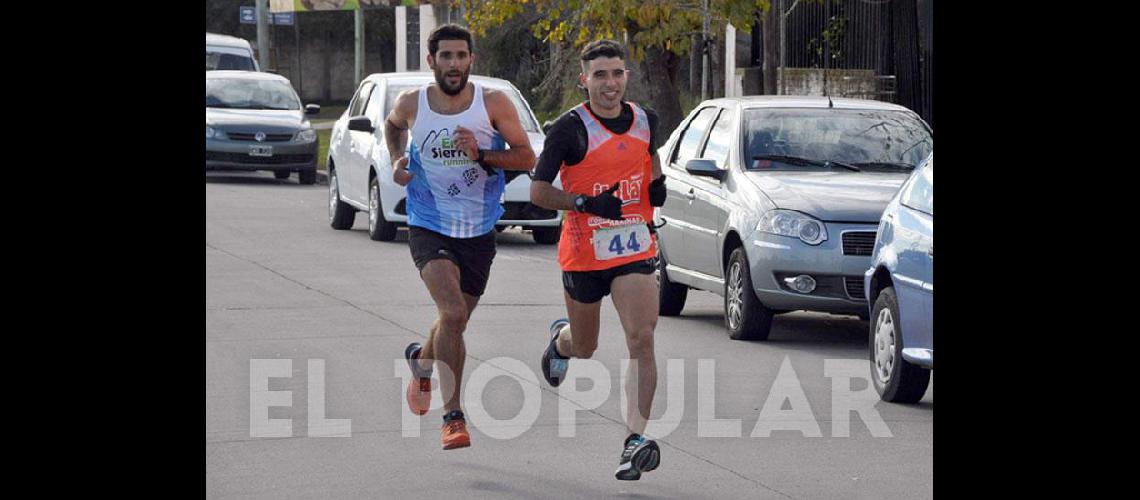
[557,102,657,271]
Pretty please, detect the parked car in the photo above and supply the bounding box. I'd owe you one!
[865,153,933,403]
[655,96,932,341]
[206,32,259,72]
[326,73,561,243]
[206,71,321,183]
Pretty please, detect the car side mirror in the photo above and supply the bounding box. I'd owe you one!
[305,104,321,115]
[348,116,374,133]
[685,158,725,181]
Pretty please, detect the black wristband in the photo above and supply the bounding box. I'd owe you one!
[573,194,587,213]
[476,149,485,162]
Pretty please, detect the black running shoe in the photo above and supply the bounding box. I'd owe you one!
[615,435,660,481]
[405,342,433,379]
[541,318,570,387]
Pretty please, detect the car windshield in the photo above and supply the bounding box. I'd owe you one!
[206,51,256,71]
[206,79,300,110]
[384,82,540,133]
[743,108,932,171]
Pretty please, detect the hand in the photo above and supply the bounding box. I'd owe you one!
[582,184,625,221]
[453,126,480,160]
[392,156,412,186]
[649,175,667,207]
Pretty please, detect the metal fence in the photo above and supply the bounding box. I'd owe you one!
[777,0,932,129]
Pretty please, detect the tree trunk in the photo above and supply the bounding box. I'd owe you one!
[710,35,721,98]
[634,46,685,138]
[690,33,703,97]
[763,3,780,94]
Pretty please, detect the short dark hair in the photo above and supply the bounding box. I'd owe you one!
[428,24,473,57]
[580,40,625,68]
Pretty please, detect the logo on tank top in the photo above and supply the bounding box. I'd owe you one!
[421,128,474,167]
[592,173,644,207]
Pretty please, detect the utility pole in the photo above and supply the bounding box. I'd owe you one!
[701,0,710,101]
[355,7,365,84]
[257,0,270,71]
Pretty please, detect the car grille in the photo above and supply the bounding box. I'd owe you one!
[842,231,876,256]
[226,132,295,142]
[844,277,866,301]
[206,151,314,165]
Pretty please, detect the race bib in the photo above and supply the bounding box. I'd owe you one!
[592,224,651,261]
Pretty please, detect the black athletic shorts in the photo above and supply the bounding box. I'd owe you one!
[408,226,497,297]
[562,258,656,304]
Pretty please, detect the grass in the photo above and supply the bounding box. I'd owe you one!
[314,104,347,121]
[317,128,331,171]
[311,103,346,171]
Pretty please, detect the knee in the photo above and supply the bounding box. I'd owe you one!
[626,328,655,357]
[438,306,469,334]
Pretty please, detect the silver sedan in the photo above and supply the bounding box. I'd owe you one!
[206,71,321,184]
[655,96,933,341]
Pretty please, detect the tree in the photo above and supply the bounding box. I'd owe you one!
[457,0,768,134]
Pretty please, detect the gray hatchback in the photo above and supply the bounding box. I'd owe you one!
[206,71,321,184]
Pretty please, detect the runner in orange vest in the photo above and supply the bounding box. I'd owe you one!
[530,40,669,481]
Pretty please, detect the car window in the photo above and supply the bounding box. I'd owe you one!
[381,82,540,133]
[672,107,719,166]
[384,84,419,122]
[349,82,375,117]
[701,109,734,169]
[901,159,933,215]
[500,86,540,133]
[363,82,385,119]
[206,51,256,71]
[205,78,300,110]
[742,108,933,170]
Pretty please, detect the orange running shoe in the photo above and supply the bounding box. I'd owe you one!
[441,410,471,450]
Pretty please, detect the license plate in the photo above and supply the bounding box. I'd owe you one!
[249,145,273,157]
[592,223,652,261]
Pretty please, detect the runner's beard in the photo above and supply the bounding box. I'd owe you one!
[436,68,470,96]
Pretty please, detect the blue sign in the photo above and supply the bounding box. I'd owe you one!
[240,7,295,25]
[273,12,294,25]
[239,6,256,24]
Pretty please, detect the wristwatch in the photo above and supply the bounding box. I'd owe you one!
[573,194,587,213]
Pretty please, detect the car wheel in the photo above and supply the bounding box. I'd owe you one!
[532,226,561,245]
[657,251,688,316]
[329,168,356,230]
[724,247,773,341]
[274,170,291,180]
[298,168,317,185]
[369,176,398,241]
[870,286,931,403]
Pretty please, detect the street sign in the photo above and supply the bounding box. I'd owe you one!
[240,7,295,26]
[239,6,256,24]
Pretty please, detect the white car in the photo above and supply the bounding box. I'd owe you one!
[327,73,562,244]
[206,32,259,72]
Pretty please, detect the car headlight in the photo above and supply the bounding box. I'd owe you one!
[296,129,317,142]
[755,209,828,245]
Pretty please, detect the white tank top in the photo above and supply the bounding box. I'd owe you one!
[404,82,506,238]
